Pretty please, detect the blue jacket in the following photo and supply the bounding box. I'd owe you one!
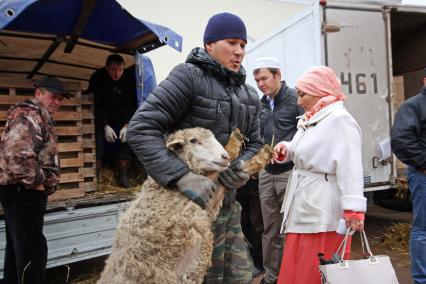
[391,87,426,170]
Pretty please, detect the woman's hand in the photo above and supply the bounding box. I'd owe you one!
[272,143,287,164]
[344,211,365,231]
[345,218,364,231]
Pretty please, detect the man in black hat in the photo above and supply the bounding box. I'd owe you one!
[0,76,68,284]
[128,12,261,283]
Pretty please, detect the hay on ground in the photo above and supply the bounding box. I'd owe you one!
[377,222,410,253]
[394,177,409,200]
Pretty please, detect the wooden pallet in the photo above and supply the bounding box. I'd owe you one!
[81,92,97,192]
[0,78,96,201]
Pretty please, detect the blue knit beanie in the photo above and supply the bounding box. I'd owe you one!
[203,12,247,44]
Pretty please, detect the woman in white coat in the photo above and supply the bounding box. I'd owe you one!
[273,66,367,284]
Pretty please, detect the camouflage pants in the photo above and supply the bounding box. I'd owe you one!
[205,201,253,284]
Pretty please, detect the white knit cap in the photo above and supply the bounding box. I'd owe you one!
[253,57,280,71]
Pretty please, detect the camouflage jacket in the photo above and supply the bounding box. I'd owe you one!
[0,98,60,190]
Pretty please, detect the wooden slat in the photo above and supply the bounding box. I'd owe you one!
[0,128,84,139]
[81,95,94,104]
[3,126,83,136]
[58,142,83,152]
[82,124,94,134]
[0,95,32,105]
[83,138,95,148]
[84,182,96,192]
[0,78,82,91]
[60,158,84,168]
[48,187,85,202]
[0,111,82,121]
[52,112,81,121]
[0,95,81,106]
[83,167,96,177]
[59,172,84,183]
[0,111,7,121]
[83,153,95,162]
[55,126,81,136]
[82,109,94,119]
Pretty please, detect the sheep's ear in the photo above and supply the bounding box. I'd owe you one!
[166,139,185,152]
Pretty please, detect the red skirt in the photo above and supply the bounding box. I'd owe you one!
[277,231,351,284]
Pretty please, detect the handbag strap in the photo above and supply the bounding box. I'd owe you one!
[360,230,374,257]
[336,227,352,259]
[336,228,374,260]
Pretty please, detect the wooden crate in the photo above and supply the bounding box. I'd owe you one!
[0,78,96,201]
[81,92,96,192]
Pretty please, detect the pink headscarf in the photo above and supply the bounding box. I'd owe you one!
[296,66,347,120]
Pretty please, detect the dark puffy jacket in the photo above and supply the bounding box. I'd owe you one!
[127,47,262,187]
[88,67,137,128]
[391,87,426,170]
[260,82,304,174]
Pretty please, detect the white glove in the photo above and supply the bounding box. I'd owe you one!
[119,126,128,143]
[104,125,117,143]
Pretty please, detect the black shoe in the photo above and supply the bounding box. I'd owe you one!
[118,167,130,188]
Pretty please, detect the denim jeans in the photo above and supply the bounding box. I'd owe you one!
[407,166,426,284]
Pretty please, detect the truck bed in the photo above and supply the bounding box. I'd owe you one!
[0,192,135,278]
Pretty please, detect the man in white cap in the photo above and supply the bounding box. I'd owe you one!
[253,57,303,284]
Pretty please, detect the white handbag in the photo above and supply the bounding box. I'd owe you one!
[318,229,399,284]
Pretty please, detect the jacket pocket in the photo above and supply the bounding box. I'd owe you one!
[291,176,326,224]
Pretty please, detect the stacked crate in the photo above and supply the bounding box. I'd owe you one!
[0,78,96,201]
[81,92,97,192]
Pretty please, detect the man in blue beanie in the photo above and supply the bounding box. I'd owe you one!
[127,12,261,283]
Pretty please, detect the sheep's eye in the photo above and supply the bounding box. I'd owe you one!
[189,138,198,144]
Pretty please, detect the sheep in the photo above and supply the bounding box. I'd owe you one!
[97,127,272,284]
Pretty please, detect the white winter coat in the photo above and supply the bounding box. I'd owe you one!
[278,101,367,234]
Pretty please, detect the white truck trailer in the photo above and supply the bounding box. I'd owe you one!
[244,0,426,192]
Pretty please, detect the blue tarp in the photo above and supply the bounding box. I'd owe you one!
[134,53,157,105]
[0,0,182,52]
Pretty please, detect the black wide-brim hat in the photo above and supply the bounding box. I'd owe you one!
[34,76,70,99]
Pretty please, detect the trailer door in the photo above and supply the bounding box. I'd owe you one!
[324,5,392,190]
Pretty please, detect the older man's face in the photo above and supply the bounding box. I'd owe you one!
[35,88,65,114]
[205,38,246,72]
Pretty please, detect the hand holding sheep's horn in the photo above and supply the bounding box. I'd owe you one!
[218,160,250,189]
[176,171,216,209]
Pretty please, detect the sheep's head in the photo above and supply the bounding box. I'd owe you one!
[166,128,230,175]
